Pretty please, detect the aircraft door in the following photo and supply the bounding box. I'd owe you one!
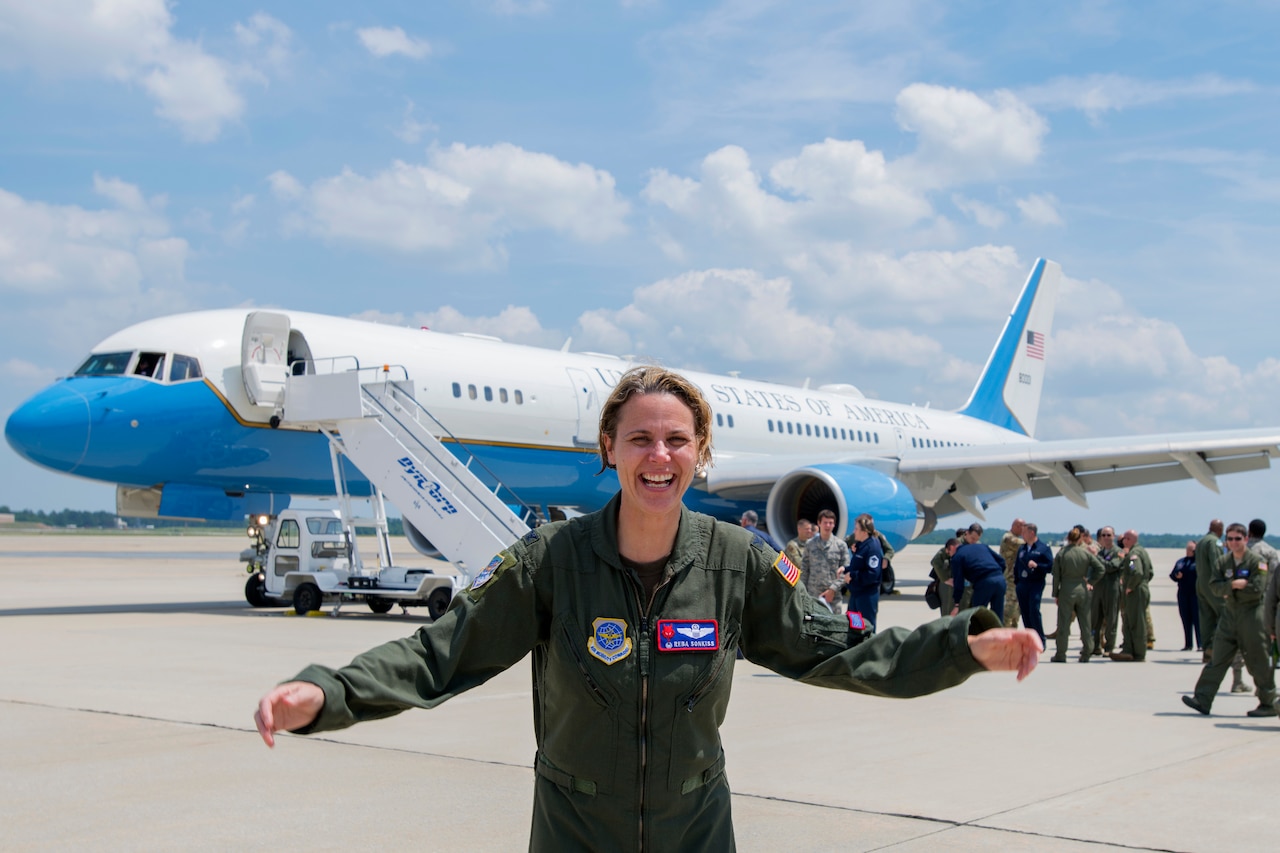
[566,367,603,448]
[242,311,292,409]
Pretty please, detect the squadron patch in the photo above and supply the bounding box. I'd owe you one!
[847,612,868,631]
[521,529,541,545]
[773,553,800,587]
[587,617,633,665]
[469,552,514,595]
[656,619,720,653]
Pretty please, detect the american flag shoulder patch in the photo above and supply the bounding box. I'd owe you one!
[773,552,800,586]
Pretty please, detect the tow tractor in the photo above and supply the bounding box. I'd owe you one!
[241,505,456,619]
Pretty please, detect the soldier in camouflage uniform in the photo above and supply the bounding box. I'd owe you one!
[784,518,814,573]
[803,509,850,613]
[999,519,1025,628]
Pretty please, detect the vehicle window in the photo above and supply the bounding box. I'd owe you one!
[75,351,134,376]
[169,354,203,382]
[276,519,300,549]
[133,352,166,379]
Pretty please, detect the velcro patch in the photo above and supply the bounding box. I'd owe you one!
[469,552,515,596]
[773,553,800,587]
[656,619,720,652]
[588,617,632,664]
[847,612,868,631]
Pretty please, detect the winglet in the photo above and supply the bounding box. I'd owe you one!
[957,259,1061,437]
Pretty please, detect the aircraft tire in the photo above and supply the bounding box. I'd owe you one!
[367,598,395,614]
[426,588,452,621]
[245,573,272,608]
[293,582,323,615]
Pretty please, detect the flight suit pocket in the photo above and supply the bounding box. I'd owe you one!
[540,618,622,794]
[667,625,737,793]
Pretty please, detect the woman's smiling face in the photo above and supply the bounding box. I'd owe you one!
[603,392,700,523]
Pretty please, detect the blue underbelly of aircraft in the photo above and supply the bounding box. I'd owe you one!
[5,378,761,521]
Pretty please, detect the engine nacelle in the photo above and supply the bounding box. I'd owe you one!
[765,463,928,552]
[402,517,443,559]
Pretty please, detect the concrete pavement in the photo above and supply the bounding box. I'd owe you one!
[1,531,1275,851]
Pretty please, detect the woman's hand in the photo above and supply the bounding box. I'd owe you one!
[968,628,1043,681]
[254,681,325,747]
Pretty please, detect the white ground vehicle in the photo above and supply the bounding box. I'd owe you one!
[242,508,456,619]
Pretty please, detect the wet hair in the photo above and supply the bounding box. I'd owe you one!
[1249,518,1267,538]
[597,366,714,473]
[856,513,876,536]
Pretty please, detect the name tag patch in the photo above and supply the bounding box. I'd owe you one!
[656,619,720,653]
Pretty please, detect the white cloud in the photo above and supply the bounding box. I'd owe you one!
[395,99,436,144]
[272,143,630,258]
[893,84,1048,187]
[357,25,432,59]
[0,1,289,141]
[1016,193,1064,226]
[1020,73,1257,123]
[952,194,1008,228]
[349,306,562,348]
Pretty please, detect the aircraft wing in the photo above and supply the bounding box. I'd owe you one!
[703,427,1280,518]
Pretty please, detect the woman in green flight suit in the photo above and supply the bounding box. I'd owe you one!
[255,366,1042,852]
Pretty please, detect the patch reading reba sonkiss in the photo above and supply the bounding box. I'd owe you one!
[656,619,720,652]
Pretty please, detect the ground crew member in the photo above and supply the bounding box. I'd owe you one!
[1052,525,1104,662]
[784,518,814,571]
[1000,519,1025,628]
[254,366,1043,852]
[1110,529,1153,661]
[1090,527,1122,655]
[804,508,849,612]
[1181,522,1277,718]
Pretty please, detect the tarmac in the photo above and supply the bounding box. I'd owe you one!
[1,531,1275,852]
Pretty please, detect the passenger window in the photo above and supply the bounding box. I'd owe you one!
[499,388,508,403]
[716,413,723,427]
[452,382,461,398]
[169,354,203,382]
[484,386,493,402]
[276,519,300,549]
[514,390,523,404]
[727,415,734,428]
[468,384,477,400]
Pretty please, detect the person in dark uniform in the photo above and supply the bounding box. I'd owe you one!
[949,523,1008,621]
[1169,541,1201,651]
[844,512,884,631]
[254,366,1043,852]
[1014,522,1054,649]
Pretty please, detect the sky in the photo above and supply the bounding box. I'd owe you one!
[2,0,1279,536]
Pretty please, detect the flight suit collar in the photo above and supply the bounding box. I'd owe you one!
[590,492,712,581]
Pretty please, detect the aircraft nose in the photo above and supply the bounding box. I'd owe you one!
[5,382,91,473]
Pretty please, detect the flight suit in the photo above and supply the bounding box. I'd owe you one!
[1117,544,1154,660]
[1052,544,1104,661]
[1090,546,1122,654]
[1190,549,1277,711]
[1195,532,1223,656]
[290,494,998,852]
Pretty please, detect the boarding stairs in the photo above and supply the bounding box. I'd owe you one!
[280,365,535,584]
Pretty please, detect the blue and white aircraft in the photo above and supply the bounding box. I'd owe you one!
[7,259,1280,553]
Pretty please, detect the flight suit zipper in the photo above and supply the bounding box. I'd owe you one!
[633,572,674,853]
[561,623,610,707]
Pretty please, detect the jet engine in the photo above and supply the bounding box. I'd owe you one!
[765,463,933,552]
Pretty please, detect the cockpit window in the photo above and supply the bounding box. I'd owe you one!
[75,351,133,376]
[133,352,166,379]
[169,354,203,382]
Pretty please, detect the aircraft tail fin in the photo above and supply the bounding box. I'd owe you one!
[957,258,1061,437]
